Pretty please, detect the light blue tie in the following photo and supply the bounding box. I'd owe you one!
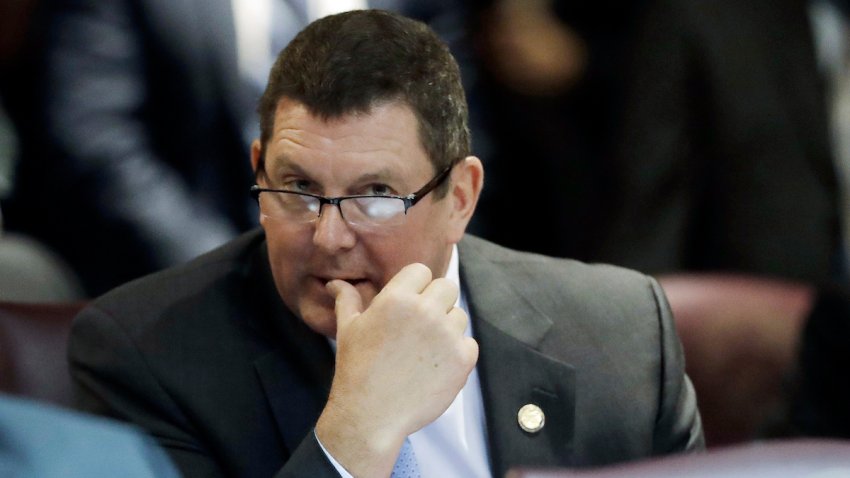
[390,438,421,478]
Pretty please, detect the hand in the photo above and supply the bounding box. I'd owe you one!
[315,263,479,477]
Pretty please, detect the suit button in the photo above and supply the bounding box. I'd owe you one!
[518,403,545,433]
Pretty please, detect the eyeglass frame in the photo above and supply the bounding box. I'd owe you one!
[249,160,459,224]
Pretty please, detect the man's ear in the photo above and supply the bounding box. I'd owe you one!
[250,139,263,177]
[446,156,484,243]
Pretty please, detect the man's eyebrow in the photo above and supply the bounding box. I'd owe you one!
[354,170,395,183]
[267,155,307,175]
[266,159,406,188]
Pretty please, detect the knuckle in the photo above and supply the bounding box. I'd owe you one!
[412,298,436,318]
[431,277,451,287]
[371,291,399,315]
[406,262,432,281]
[433,278,459,295]
[379,286,405,305]
[420,299,442,319]
[449,307,468,325]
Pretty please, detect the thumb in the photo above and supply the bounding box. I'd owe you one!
[326,280,363,329]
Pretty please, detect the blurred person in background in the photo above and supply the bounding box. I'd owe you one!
[467,0,647,260]
[600,0,842,283]
[0,1,83,302]
[0,0,405,296]
[0,101,84,302]
[598,0,850,445]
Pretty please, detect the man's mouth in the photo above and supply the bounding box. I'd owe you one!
[316,276,369,287]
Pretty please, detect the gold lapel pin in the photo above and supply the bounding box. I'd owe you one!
[517,403,545,433]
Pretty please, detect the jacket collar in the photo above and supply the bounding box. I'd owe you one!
[249,238,335,455]
[459,236,577,476]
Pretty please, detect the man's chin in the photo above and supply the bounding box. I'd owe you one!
[298,301,338,339]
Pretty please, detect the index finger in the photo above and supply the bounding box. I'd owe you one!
[382,262,433,295]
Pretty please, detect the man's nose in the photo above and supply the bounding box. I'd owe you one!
[312,203,357,252]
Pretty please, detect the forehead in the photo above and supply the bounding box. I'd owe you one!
[265,98,432,180]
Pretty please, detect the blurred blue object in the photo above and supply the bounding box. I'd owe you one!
[0,394,180,478]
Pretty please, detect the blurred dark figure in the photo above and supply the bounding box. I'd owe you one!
[467,0,647,259]
[1,105,83,302]
[597,0,850,446]
[1,0,263,296]
[599,0,842,283]
[791,283,850,438]
[0,1,84,302]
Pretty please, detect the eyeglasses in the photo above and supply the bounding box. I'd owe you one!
[250,162,456,230]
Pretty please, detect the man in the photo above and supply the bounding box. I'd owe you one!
[69,10,703,478]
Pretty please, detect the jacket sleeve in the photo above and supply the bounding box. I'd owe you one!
[69,305,341,478]
[275,432,343,478]
[648,277,705,453]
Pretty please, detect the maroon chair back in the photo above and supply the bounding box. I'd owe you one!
[507,439,850,477]
[0,301,86,407]
[657,274,811,446]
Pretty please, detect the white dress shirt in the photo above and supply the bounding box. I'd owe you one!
[319,245,492,477]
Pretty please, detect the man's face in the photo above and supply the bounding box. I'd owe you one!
[253,98,468,338]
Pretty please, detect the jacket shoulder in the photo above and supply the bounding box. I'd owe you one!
[80,229,267,332]
[461,235,656,294]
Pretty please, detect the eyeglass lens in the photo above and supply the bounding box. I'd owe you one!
[259,192,407,227]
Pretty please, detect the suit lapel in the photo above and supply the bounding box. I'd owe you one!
[459,237,577,477]
[249,239,335,455]
[254,340,333,455]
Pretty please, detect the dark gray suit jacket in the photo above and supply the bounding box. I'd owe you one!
[69,230,703,477]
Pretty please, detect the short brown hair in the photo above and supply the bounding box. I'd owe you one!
[258,10,470,189]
